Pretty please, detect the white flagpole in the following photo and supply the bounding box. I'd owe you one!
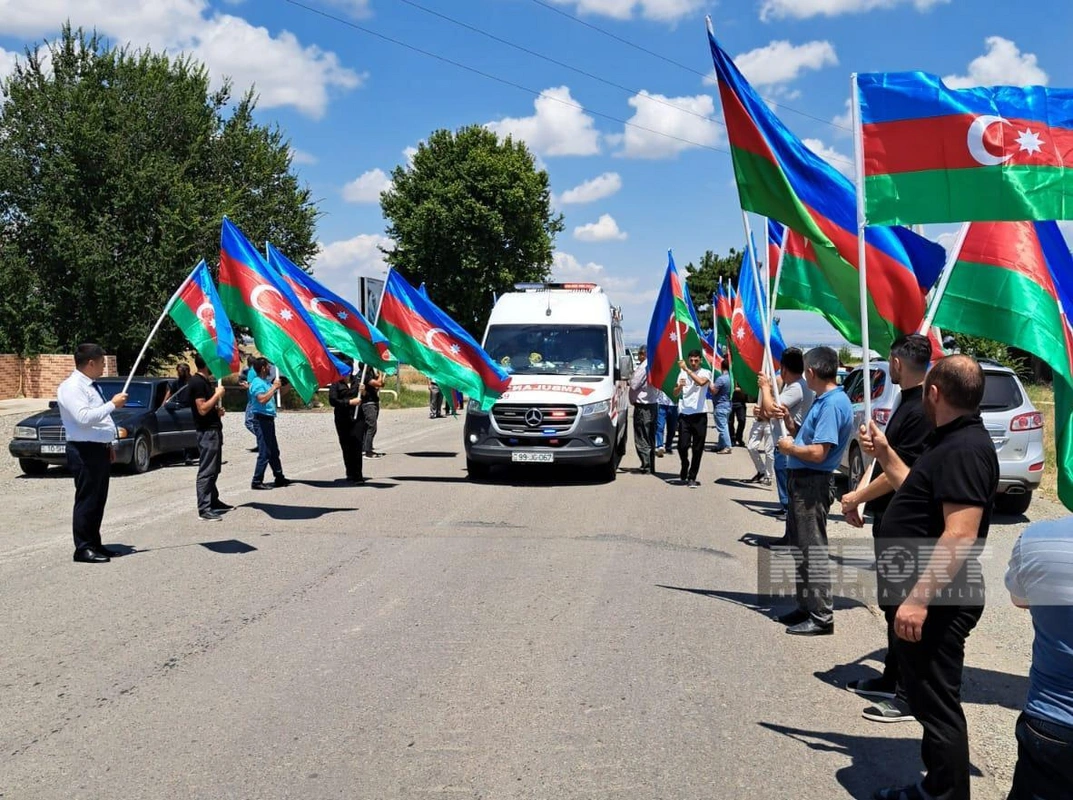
[851,73,873,423]
[355,269,391,420]
[121,263,200,394]
[919,222,971,334]
[671,250,684,362]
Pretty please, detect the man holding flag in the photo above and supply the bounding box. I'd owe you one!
[674,350,712,487]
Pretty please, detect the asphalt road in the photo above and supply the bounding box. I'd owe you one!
[0,407,1056,799]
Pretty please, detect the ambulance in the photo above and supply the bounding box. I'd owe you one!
[463,282,632,481]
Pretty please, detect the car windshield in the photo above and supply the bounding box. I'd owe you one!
[484,324,609,376]
[94,380,152,409]
[980,372,1023,412]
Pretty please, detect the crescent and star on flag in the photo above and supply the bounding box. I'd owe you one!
[967,115,1046,166]
[426,327,462,356]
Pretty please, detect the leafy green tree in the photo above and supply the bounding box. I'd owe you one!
[682,248,744,331]
[380,125,564,336]
[951,334,1025,373]
[0,25,317,368]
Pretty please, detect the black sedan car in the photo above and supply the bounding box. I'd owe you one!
[8,377,199,475]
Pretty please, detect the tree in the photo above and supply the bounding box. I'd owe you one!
[0,25,317,368]
[380,126,564,336]
[681,248,744,331]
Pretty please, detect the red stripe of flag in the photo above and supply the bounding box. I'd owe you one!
[959,220,1063,300]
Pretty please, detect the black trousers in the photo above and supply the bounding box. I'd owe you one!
[335,420,364,480]
[871,512,904,697]
[195,429,222,514]
[787,469,834,627]
[677,412,707,481]
[633,403,657,470]
[730,403,746,444]
[66,441,111,551]
[1008,712,1073,800]
[361,402,379,453]
[894,604,983,800]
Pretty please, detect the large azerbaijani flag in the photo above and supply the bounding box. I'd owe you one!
[378,269,510,410]
[218,219,348,402]
[646,251,715,397]
[265,242,397,375]
[858,72,1073,226]
[730,242,786,397]
[707,27,946,354]
[715,281,733,345]
[932,220,1073,511]
[167,260,241,379]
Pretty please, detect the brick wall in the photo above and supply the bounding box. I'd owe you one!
[0,354,118,400]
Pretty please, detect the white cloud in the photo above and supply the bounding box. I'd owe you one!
[760,0,949,21]
[832,98,852,133]
[486,86,600,157]
[402,146,419,167]
[733,40,837,87]
[552,252,657,308]
[0,47,18,83]
[943,37,1048,89]
[802,138,854,176]
[616,91,722,159]
[342,168,392,203]
[321,0,372,18]
[558,172,622,205]
[549,0,705,22]
[289,147,318,166]
[312,233,393,298]
[573,213,627,242]
[0,0,362,118]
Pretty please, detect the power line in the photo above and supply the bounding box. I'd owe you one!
[283,0,731,156]
[527,0,852,133]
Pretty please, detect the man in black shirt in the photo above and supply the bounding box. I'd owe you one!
[189,355,231,521]
[862,355,998,800]
[328,362,366,483]
[360,365,385,458]
[840,334,933,723]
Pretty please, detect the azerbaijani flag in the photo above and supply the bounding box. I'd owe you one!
[858,72,1073,226]
[218,219,348,403]
[932,220,1073,510]
[730,242,786,397]
[646,251,714,397]
[378,269,510,410]
[265,242,397,375]
[715,281,733,345]
[766,219,784,277]
[707,27,946,354]
[168,260,241,379]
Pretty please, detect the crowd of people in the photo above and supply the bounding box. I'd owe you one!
[628,337,1071,800]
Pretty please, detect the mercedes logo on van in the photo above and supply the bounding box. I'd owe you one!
[524,408,544,427]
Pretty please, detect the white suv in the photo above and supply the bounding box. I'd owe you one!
[838,360,1044,515]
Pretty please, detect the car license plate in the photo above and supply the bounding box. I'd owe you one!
[40,444,66,454]
[511,452,553,463]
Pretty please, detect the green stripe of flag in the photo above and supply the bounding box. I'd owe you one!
[168,299,234,380]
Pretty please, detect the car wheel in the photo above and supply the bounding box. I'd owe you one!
[616,422,627,457]
[603,448,620,483]
[466,458,490,481]
[129,433,152,474]
[848,443,865,489]
[19,458,49,476]
[996,491,1032,516]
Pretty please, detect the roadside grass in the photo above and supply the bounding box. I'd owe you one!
[1026,384,1056,499]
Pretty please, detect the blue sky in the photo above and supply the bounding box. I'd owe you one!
[3,0,1072,345]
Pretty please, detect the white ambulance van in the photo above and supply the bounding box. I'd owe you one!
[463,282,632,481]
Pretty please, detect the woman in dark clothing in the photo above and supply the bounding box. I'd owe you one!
[328,366,366,483]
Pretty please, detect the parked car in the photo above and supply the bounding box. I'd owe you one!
[8,377,198,476]
[838,360,1044,515]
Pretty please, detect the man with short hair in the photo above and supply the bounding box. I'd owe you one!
[673,349,712,487]
[248,357,291,490]
[189,354,231,520]
[329,361,366,483]
[56,343,127,563]
[730,384,747,447]
[841,333,933,724]
[710,359,733,454]
[1005,517,1073,800]
[360,365,385,458]
[775,346,854,636]
[863,355,999,800]
[629,345,658,474]
[758,346,815,523]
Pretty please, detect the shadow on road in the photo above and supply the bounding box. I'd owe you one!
[405,451,459,458]
[732,497,784,514]
[656,586,869,620]
[757,721,983,798]
[200,539,258,554]
[244,502,353,521]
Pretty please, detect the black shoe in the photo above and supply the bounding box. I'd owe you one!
[688,479,700,488]
[365,451,384,459]
[251,482,272,490]
[862,700,915,723]
[347,476,367,484]
[199,511,223,521]
[847,677,898,700]
[775,609,809,626]
[248,447,259,453]
[73,547,110,563]
[773,512,787,522]
[745,472,764,483]
[786,619,834,636]
[273,477,293,487]
[655,450,664,458]
[762,535,790,549]
[211,501,234,511]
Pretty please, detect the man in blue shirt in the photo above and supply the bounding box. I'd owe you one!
[1005,517,1073,799]
[710,359,733,454]
[248,357,291,490]
[775,346,854,636]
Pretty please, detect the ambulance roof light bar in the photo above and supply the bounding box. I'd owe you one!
[513,282,600,292]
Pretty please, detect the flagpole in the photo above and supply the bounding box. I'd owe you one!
[121,263,200,394]
[671,249,684,362]
[919,222,971,334]
[740,210,773,381]
[355,270,391,420]
[851,72,873,424]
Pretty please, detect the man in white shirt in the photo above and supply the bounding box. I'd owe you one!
[56,343,127,563]
[673,349,712,487]
[629,345,658,474]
